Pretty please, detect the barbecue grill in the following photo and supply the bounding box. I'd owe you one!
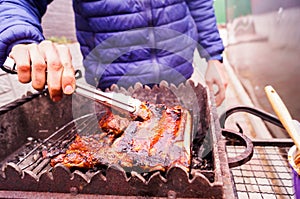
[0,80,254,198]
[221,106,296,198]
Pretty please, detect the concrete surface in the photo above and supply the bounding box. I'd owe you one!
[42,0,76,42]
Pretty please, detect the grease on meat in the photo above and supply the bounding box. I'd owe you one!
[50,102,191,172]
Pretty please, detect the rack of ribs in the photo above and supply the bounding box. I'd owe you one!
[50,102,192,172]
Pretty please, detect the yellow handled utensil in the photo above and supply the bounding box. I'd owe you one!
[264,85,300,150]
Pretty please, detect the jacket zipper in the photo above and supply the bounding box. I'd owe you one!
[145,0,159,84]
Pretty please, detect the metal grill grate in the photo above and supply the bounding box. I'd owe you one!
[227,141,296,199]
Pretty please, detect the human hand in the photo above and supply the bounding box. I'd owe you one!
[205,60,228,106]
[9,40,76,102]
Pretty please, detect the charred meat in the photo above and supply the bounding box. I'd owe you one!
[49,102,192,172]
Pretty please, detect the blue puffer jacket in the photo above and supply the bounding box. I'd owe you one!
[0,0,224,90]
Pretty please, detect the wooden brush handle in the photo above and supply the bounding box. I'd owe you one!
[264,85,300,150]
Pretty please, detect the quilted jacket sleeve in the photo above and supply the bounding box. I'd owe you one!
[0,0,52,66]
[186,0,224,61]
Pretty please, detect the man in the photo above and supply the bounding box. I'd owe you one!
[0,0,227,106]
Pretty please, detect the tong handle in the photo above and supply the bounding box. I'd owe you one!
[2,57,17,74]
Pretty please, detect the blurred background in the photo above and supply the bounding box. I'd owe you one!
[1,0,300,138]
[217,0,300,137]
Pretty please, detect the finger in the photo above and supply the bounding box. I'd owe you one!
[219,69,229,89]
[39,41,63,102]
[28,43,47,90]
[206,79,219,105]
[214,79,226,107]
[206,78,225,107]
[9,44,31,83]
[206,79,214,96]
[56,44,75,95]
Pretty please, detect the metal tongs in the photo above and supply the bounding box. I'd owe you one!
[2,57,142,115]
[75,83,142,114]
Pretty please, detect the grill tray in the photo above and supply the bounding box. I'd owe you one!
[229,140,295,198]
[0,81,236,198]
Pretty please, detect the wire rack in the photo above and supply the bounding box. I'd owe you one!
[227,140,296,199]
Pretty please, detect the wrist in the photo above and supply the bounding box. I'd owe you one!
[208,54,223,63]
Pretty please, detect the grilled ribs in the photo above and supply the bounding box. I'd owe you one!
[50,102,192,172]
